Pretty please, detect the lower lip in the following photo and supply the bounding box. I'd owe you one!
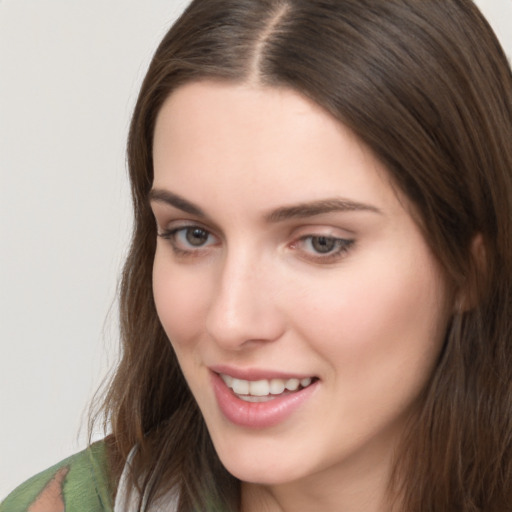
[211,372,318,429]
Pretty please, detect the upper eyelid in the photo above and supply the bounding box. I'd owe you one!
[294,234,354,248]
[156,218,355,246]
[161,224,216,239]
[152,209,222,237]
[290,223,357,240]
[156,217,216,234]
[298,233,351,241]
[158,224,353,240]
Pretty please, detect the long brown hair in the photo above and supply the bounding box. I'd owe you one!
[97,1,512,510]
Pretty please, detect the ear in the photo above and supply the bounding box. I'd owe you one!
[455,233,486,312]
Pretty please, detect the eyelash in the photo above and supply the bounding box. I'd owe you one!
[158,225,354,263]
[158,226,217,257]
[293,235,355,263]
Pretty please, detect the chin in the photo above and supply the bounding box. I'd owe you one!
[213,442,311,485]
[223,462,298,485]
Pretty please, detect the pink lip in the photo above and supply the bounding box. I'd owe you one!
[210,371,318,429]
[209,364,314,381]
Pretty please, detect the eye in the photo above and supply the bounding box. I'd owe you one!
[308,236,339,254]
[293,235,354,262]
[158,225,217,255]
[180,227,211,247]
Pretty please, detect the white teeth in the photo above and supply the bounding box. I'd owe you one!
[220,374,314,397]
[231,378,249,395]
[221,374,233,387]
[240,394,276,403]
[249,379,270,396]
[285,378,300,391]
[269,378,285,395]
[300,377,312,387]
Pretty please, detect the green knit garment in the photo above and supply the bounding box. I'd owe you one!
[0,441,113,512]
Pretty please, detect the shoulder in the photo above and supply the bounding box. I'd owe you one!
[0,440,114,512]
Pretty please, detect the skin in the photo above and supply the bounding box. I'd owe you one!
[151,81,453,512]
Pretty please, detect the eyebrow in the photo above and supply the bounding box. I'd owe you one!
[149,188,381,222]
[265,198,382,222]
[149,189,206,217]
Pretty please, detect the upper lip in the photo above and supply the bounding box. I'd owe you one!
[209,364,316,381]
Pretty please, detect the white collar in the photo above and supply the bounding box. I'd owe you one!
[114,447,179,512]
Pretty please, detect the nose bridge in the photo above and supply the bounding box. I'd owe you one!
[205,243,282,348]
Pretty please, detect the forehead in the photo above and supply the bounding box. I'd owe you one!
[153,81,343,167]
[151,81,405,221]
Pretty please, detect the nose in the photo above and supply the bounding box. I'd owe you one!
[205,249,285,350]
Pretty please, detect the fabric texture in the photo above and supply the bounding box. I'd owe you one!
[114,447,179,512]
[0,441,113,512]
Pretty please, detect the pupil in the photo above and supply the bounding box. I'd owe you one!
[186,228,208,246]
[312,236,335,253]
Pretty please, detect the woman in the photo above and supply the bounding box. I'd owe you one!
[2,0,511,511]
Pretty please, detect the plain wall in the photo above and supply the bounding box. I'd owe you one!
[0,0,191,497]
[1,0,511,499]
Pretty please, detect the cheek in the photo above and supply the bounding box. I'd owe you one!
[152,253,209,350]
[293,251,450,392]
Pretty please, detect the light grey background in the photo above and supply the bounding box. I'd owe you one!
[1,0,511,499]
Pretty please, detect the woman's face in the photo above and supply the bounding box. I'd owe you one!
[151,82,452,489]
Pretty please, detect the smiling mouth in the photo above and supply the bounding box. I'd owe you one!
[219,373,317,402]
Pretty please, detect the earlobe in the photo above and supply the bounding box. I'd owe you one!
[455,233,487,312]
